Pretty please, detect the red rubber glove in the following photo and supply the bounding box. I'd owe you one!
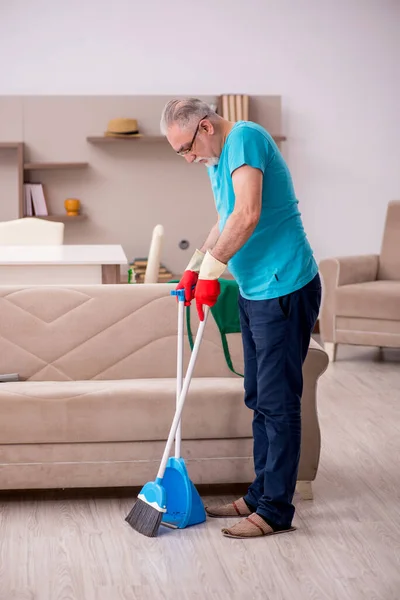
[176,270,198,306]
[195,279,221,321]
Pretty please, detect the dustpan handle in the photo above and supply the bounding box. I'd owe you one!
[156,304,209,481]
[175,295,185,458]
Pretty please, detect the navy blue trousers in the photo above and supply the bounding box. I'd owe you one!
[239,273,321,528]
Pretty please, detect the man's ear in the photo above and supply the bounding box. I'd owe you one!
[202,120,214,135]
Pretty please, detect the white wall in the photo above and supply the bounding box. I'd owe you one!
[0,0,399,261]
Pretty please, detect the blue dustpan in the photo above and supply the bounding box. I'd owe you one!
[161,290,206,529]
[162,458,206,529]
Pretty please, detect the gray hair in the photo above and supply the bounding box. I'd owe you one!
[160,98,217,135]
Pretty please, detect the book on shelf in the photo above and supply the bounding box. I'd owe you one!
[132,265,170,273]
[128,257,173,283]
[157,273,174,281]
[217,94,249,121]
[24,183,48,217]
[24,185,33,216]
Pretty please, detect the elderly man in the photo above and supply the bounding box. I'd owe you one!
[160,98,321,540]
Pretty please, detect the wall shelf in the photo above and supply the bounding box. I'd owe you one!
[24,162,88,171]
[1,96,286,226]
[86,136,166,144]
[0,142,24,149]
[24,214,87,222]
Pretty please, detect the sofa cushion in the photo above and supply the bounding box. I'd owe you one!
[0,378,250,445]
[335,280,400,320]
[0,284,244,381]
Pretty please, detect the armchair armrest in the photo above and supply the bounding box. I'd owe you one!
[322,255,379,287]
[318,255,379,342]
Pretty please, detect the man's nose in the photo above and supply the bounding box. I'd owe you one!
[185,154,196,164]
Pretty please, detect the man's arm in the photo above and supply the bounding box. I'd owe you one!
[209,165,262,265]
[200,220,220,254]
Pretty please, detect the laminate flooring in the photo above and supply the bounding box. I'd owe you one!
[0,343,399,600]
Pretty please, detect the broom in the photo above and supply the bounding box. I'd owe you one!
[125,305,209,537]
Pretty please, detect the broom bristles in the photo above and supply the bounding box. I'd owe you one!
[125,498,163,537]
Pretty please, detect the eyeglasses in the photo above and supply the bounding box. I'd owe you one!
[177,114,208,156]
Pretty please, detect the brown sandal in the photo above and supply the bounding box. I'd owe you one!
[205,497,252,518]
[221,513,296,539]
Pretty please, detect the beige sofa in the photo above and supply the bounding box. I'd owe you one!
[0,283,328,499]
[319,201,400,361]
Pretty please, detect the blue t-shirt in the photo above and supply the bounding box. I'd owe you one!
[207,121,318,300]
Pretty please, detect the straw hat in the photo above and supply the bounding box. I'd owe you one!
[104,118,142,138]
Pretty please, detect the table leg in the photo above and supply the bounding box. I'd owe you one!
[101,264,120,284]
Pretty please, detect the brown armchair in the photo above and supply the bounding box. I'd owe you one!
[319,201,400,361]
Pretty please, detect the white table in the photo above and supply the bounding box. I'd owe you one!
[0,245,128,285]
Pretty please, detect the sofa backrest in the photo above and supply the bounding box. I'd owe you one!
[378,201,400,281]
[0,283,245,381]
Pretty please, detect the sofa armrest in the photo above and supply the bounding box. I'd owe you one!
[318,255,379,342]
[299,339,329,482]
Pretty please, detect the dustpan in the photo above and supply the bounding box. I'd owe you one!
[161,289,206,529]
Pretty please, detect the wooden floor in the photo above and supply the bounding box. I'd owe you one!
[0,342,399,600]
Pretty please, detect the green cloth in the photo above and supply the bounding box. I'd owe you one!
[170,279,243,378]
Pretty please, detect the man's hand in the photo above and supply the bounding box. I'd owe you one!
[176,270,199,306]
[176,248,205,305]
[176,217,220,306]
[194,251,227,320]
[195,279,220,321]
